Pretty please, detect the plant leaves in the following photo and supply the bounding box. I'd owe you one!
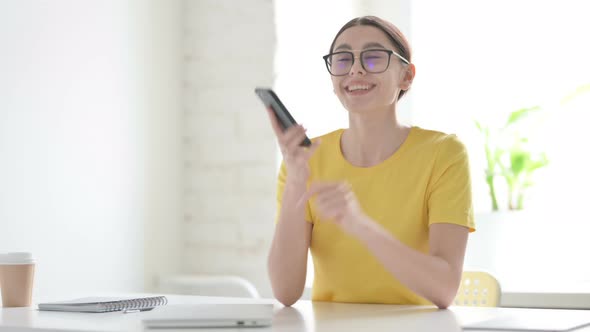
[525,154,549,172]
[474,120,483,132]
[560,83,590,105]
[506,106,541,126]
[510,150,528,176]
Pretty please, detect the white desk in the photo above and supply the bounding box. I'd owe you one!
[1,294,590,332]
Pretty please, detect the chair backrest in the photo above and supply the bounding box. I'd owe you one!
[454,271,501,307]
[158,274,260,298]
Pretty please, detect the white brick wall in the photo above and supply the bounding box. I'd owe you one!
[182,0,277,297]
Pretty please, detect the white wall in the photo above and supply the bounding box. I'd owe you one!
[140,0,183,294]
[0,0,182,299]
[181,0,277,297]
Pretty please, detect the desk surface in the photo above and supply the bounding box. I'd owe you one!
[1,294,590,332]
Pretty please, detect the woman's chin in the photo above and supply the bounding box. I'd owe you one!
[345,104,383,114]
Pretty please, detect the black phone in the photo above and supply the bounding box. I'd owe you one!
[255,87,312,147]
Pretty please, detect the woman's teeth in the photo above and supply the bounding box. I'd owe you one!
[347,84,373,92]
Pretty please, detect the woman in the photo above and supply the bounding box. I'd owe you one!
[266,16,475,309]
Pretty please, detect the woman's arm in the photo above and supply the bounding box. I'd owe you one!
[302,182,469,309]
[268,181,313,306]
[264,107,319,307]
[352,219,468,309]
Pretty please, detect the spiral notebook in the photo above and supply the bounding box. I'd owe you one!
[38,296,168,313]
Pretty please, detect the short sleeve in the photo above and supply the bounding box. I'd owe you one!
[275,161,313,224]
[427,135,475,232]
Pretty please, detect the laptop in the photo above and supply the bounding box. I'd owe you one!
[142,303,273,329]
[462,308,590,332]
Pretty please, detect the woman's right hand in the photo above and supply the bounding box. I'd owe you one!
[266,108,320,186]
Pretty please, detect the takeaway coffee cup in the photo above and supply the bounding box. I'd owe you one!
[0,252,35,307]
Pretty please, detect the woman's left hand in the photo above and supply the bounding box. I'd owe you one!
[300,181,369,235]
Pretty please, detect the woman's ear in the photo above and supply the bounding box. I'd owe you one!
[399,63,416,90]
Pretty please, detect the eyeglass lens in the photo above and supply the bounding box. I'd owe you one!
[328,50,390,75]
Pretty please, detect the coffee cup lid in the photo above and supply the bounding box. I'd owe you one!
[0,252,34,264]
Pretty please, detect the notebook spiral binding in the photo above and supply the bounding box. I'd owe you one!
[102,296,168,312]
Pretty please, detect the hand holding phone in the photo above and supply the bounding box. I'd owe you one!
[255,87,312,147]
[256,87,320,187]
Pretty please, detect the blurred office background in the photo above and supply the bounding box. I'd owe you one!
[1,0,589,302]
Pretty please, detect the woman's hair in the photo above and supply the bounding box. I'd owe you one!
[329,16,412,100]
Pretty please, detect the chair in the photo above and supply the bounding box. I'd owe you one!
[158,274,260,298]
[454,271,501,307]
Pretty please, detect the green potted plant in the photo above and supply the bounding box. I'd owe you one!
[466,85,588,278]
[475,106,549,211]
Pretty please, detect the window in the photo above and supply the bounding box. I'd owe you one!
[412,0,590,287]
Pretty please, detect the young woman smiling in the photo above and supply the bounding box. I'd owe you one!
[267,16,475,309]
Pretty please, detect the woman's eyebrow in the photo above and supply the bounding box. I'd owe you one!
[334,43,352,51]
[334,42,388,52]
[363,42,387,49]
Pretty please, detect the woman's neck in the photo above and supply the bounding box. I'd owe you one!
[341,108,410,167]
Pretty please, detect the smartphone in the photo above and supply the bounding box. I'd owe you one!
[255,87,312,147]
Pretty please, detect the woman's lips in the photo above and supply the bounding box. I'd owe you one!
[345,83,376,95]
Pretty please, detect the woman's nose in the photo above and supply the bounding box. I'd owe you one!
[349,56,366,76]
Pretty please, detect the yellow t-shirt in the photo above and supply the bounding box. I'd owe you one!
[275,126,475,304]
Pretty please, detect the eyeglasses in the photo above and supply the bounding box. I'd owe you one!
[322,49,410,76]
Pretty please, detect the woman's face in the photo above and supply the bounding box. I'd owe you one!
[329,25,412,114]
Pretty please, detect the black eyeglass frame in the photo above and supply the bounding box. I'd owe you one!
[322,49,410,76]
